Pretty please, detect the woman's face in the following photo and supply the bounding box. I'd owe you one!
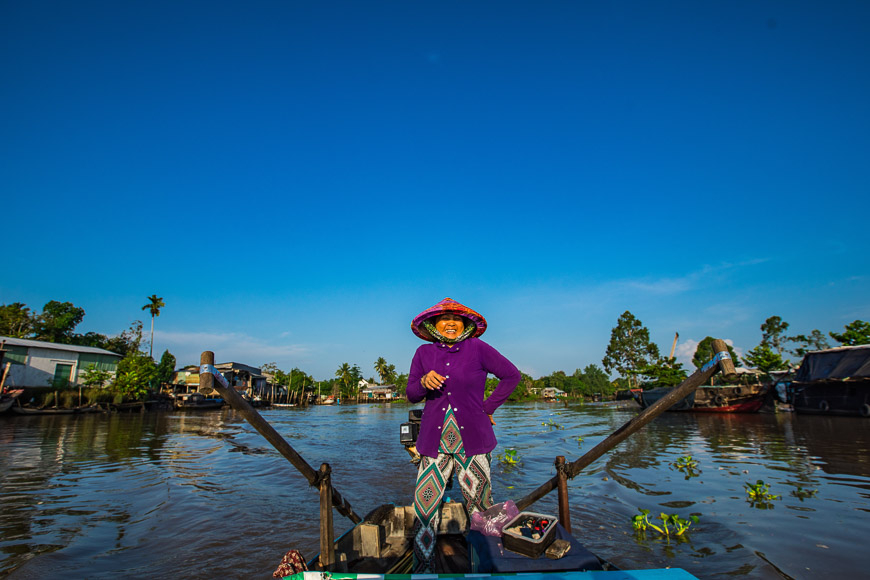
[435,313,465,340]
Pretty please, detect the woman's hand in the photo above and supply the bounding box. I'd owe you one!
[420,370,445,390]
[488,414,496,426]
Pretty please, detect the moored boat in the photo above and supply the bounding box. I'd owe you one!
[0,388,24,413]
[174,392,224,410]
[637,383,767,413]
[790,345,870,416]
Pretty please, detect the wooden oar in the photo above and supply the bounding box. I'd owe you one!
[515,338,736,511]
[199,351,362,524]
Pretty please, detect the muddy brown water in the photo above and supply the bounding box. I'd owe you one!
[1,402,867,579]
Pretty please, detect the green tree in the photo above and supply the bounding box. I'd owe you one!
[141,295,165,358]
[33,300,85,343]
[81,364,111,388]
[72,331,110,349]
[742,344,788,374]
[691,337,742,370]
[829,320,870,346]
[155,350,176,386]
[637,357,689,388]
[394,372,409,398]
[602,311,661,389]
[104,321,144,357]
[335,362,352,397]
[579,363,616,396]
[760,316,790,357]
[0,302,34,337]
[788,329,831,357]
[374,357,392,384]
[113,352,157,399]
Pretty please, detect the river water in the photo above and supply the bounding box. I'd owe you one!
[1,402,867,579]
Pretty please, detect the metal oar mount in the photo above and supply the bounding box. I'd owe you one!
[515,338,737,513]
[199,351,362,526]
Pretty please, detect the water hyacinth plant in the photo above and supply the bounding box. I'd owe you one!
[670,455,701,479]
[631,509,698,537]
[745,479,780,508]
[498,448,520,465]
[790,486,818,500]
[542,418,564,430]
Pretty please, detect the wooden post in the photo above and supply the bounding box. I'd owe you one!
[200,351,362,524]
[319,463,335,570]
[516,339,736,511]
[555,456,571,533]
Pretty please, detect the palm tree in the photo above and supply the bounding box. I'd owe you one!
[374,357,389,385]
[335,362,352,398]
[141,294,165,358]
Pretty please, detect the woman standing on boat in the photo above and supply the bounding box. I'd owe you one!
[407,297,521,573]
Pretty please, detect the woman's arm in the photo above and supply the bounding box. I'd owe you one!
[480,341,521,415]
[406,348,427,403]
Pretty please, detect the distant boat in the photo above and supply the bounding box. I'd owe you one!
[175,392,224,410]
[790,345,870,417]
[637,383,767,413]
[321,396,336,405]
[0,389,24,413]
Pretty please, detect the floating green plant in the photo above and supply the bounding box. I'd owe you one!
[576,436,584,446]
[672,456,698,470]
[745,479,780,508]
[542,419,564,430]
[631,509,698,536]
[790,486,818,500]
[670,455,701,479]
[498,448,520,465]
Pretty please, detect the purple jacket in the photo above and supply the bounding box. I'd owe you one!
[407,337,521,458]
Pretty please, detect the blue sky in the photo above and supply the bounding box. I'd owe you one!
[2,1,868,380]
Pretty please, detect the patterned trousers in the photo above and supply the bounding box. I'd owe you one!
[412,451,493,573]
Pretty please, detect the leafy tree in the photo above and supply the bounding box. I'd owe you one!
[691,337,742,369]
[0,302,33,337]
[141,295,165,358]
[71,331,110,349]
[742,344,788,374]
[394,372,409,398]
[288,367,314,390]
[33,300,85,344]
[113,352,157,399]
[156,350,176,386]
[335,362,352,397]
[829,320,870,346]
[374,357,396,384]
[577,364,615,396]
[602,311,661,389]
[637,358,688,388]
[760,316,789,357]
[81,364,111,388]
[788,329,831,357]
[104,321,144,357]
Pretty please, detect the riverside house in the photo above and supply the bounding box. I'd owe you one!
[0,336,122,389]
[359,379,398,401]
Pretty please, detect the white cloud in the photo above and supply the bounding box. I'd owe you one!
[154,329,311,368]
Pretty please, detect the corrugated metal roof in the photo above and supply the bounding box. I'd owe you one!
[0,336,123,358]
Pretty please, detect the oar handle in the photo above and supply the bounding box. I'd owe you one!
[515,339,735,511]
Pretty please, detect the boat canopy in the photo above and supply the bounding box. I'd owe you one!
[794,345,870,382]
